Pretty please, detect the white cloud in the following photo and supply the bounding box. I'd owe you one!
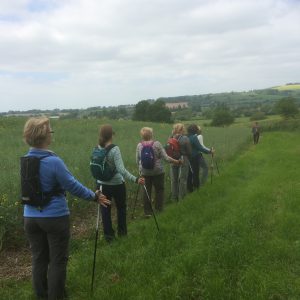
[0,0,300,111]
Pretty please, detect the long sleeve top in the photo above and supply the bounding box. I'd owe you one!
[23,148,95,218]
[197,134,210,152]
[136,140,173,176]
[97,145,137,185]
[188,134,211,158]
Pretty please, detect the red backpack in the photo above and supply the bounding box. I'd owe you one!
[165,136,181,159]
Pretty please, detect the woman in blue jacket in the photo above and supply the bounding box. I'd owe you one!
[22,117,110,300]
[187,124,214,192]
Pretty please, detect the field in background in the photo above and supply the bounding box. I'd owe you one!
[0,117,251,250]
[273,84,300,90]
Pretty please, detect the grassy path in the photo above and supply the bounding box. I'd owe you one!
[2,131,300,299]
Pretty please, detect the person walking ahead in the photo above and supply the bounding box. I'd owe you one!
[187,124,214,193]
[136,127,181,216]
[22,117,110,300]
[96,124,144,242]
[252,121,260,144]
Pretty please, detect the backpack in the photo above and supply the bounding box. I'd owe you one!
[140,141,155,169]
[20,155,64,208]
[90,144,116,181]
[165,136,181,159]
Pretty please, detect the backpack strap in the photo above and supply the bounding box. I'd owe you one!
[105,143,116,153]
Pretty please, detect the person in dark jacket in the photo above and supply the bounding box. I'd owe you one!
[252,122,260,144]
[22,117,110,300]
[187,124,214,192]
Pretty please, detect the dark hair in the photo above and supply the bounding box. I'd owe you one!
[99,124,113,147]
[187,124,199,135]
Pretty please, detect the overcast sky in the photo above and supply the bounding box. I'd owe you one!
[0,0,300,112]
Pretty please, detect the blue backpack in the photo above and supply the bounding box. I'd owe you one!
[140,141,155,169]
[90,144,116,181]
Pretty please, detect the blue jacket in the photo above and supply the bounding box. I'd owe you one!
[23,148,95,218]
[188,134,211,158]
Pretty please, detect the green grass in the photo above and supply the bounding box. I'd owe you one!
[0,117,250,250]
[2,130,300,299]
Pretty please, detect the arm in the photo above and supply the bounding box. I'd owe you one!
[192,135,211,154]
[113,146,137,183]
[136,143,141,167]
[198,135,210,152]
[53,157,96,201]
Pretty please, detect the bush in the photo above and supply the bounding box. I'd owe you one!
[250,112,267,121]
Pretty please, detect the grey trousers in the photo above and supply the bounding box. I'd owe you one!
[170,161,189,201]
[199,154,209,185]
[24,216,70,300]
[143,173,165,215]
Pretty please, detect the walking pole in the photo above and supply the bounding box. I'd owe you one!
[211,150,220,175]
[91,189,101,293]
[210,153,214,184]
[143,185,160,232]
[131,184,140,219]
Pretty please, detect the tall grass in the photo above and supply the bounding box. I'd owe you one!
[0,117,250,250]
[2,130,300,299]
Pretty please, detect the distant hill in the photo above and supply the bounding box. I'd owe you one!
[272,83,300,91]
[158,84,300,110]
[1,84,299,117]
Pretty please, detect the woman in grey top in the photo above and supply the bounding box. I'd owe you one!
[136,127,180,216]
[97,124,144,242]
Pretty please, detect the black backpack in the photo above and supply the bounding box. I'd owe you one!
[20,154,64,208]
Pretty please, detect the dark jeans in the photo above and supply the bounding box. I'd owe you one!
[187,156,200,192]
[143,173,165,215]
[100,183,127,242]
[253,133,260,144]
[24,216,70,300]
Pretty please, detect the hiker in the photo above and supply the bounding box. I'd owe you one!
[136,127,181,216]
[169,123,192,201]
[252,121,260,144]
[187,124,214,192]
[22,117,110,300]
[197,126,211,186]
[96,124,144,242]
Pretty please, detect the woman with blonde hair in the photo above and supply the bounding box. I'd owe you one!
[136,127,180,216]
[169,123,191,201]
[95,124,144,242]
[22,117,110,300]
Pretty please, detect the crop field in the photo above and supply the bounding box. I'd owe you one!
[0,117,250,250]
[273,84,300,90]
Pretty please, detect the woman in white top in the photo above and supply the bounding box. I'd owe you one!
[197,126,211,185]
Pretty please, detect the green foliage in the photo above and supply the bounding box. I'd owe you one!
[211,104,235,126]
[274,97,299,119]
[249,111,267,121]
[133,100,172,123]
[3,131,300,299]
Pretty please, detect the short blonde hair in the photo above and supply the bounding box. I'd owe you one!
[23,117,51,147]
[173,123,185,135]
[140,127,153,141]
